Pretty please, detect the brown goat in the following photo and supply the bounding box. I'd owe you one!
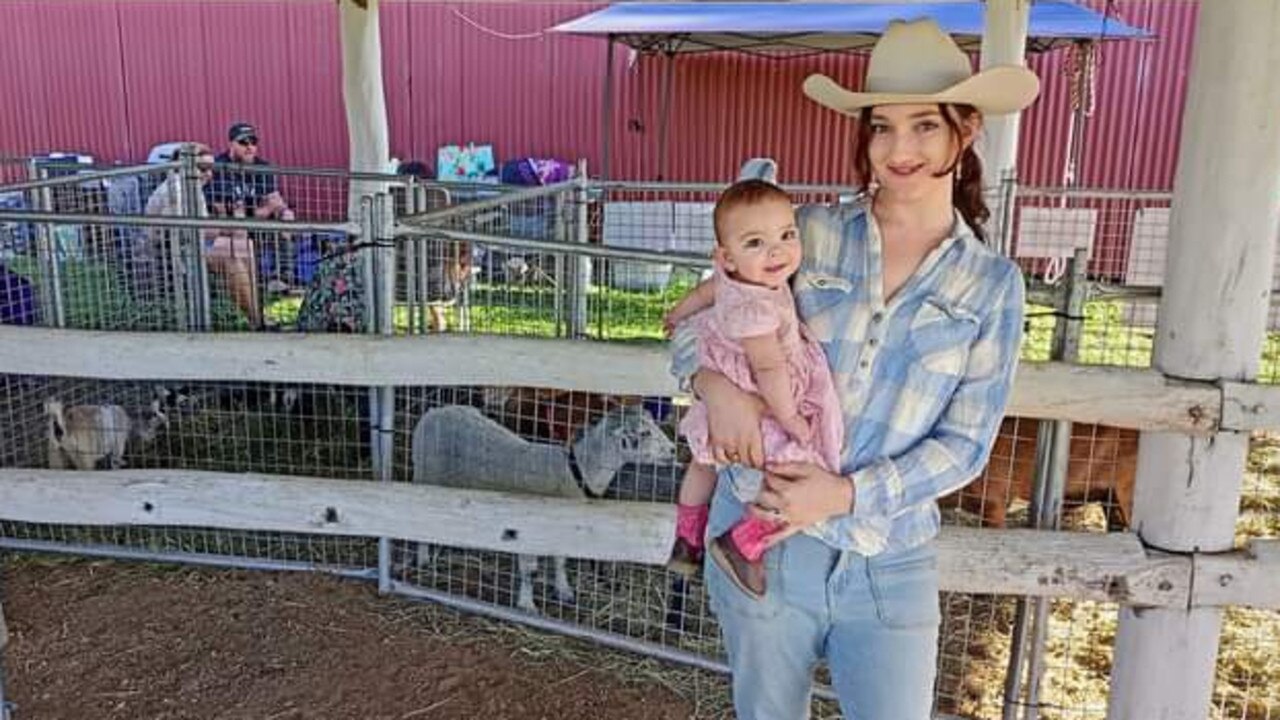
[945,418,1139,530]
[489,388,644,445]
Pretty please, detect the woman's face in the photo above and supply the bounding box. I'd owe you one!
[866,103,978,201]
[197,154,215,185]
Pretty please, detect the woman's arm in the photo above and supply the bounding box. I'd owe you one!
[740,333,808,443]
[692,369,768,467]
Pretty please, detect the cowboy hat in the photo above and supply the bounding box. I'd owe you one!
[804,18,1039,116]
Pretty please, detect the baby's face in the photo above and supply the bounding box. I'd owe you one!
[716,199,802,288]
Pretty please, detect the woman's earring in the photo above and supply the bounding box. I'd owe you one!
[868,174,881,194]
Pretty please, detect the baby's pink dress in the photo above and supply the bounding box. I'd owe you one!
[680,265,844,476]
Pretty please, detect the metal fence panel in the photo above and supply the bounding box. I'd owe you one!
[2,168,1278,719]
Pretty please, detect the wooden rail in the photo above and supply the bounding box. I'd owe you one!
[5,326,1277,434]
[1,469,1277,611]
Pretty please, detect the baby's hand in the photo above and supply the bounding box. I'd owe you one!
[778,413,812,445]
[662,311,678,339]
[663,308,689,339]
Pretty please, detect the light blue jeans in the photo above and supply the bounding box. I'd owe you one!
[704,478,940,720]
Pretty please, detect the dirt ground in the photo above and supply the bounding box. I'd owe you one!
[0,556,725,720]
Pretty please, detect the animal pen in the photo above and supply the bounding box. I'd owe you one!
[2,9,1280,720]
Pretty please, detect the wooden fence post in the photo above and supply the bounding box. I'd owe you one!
[1107,2,1280,718]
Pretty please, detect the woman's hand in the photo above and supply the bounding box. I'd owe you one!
[750,462,854,547]
[695,369,766,468]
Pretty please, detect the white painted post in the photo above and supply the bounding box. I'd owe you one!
[1107,2,1280,719]
[339,0,392,221]
[978,0,1031,186]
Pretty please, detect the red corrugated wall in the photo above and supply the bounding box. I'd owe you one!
[0,0,1195,191]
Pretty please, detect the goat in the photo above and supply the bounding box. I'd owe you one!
[410,403,676,613]
[45,391,170,470]
[945,418,1138,530]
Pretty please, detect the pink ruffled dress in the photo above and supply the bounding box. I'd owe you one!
[679,265,844,477]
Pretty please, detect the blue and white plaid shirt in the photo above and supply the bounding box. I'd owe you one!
[673,199,1025,556]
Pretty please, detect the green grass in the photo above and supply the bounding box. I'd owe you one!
[260,274,699,342]
[18,257,1280,378]
[1023,301,1157,366]
[11,256,250,331]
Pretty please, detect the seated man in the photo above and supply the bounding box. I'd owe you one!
[209,122,295,295]
[207,122,294,221]
[147,144,260,328]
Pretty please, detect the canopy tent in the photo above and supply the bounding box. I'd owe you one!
[551,1,1151,56]
[551,1,1152,190]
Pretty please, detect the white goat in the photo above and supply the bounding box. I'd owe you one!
[45,392,169,470]
[411,403,675,613]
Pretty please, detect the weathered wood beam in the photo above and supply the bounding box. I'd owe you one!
[4,468,1277,611]
[937,527,1188,608]
[0,469,675,564]
[1192,540,1280,611]
[0,327,681,397]
[0,326,1263,434]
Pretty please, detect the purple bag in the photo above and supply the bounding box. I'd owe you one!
[500,158,575,187]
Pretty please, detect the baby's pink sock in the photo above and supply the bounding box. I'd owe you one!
[676,504,710,549]
[729,516,782,563]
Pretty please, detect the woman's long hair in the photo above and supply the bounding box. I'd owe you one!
[853,104,989,242]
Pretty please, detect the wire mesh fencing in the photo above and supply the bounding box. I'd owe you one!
[0,372,380,575]
[3,171,1279,719]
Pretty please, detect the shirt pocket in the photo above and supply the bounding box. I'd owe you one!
[907,297,981,381]
[793,271,851,344]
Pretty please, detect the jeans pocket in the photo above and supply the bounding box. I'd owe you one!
[705,540,786,621]
[867,544,942,629]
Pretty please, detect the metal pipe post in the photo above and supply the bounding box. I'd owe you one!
[27,162,64,329]
[656,52,676,181]
[371,193,397,594]
[551,175,567,338]
[402,179,420,336]
[357,195,381,482]
[1004,244,1087,720]
[178,144,212,331]
[570,160,591,338]
[600,37,616,183]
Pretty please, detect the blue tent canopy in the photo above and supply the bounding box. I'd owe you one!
[552,1,1152,55]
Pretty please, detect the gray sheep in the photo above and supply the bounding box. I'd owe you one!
[411,403,675,613]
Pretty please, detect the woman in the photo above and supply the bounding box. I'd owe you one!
[672,19,1039,719]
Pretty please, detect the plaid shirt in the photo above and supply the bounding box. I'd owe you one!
[673,199,1024,556]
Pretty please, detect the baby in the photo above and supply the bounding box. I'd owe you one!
[665,179,843,599]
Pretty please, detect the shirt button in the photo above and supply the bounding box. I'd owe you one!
[871,312,884,323]
[859,359,870,369]
[867,337,879,347]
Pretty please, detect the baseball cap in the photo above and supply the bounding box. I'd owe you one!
[228,122,258,143]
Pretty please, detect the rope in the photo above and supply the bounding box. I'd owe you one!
[1043,255,1068,286]
[449,7,545,41]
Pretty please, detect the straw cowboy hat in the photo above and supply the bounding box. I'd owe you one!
[804,18,1040,116]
